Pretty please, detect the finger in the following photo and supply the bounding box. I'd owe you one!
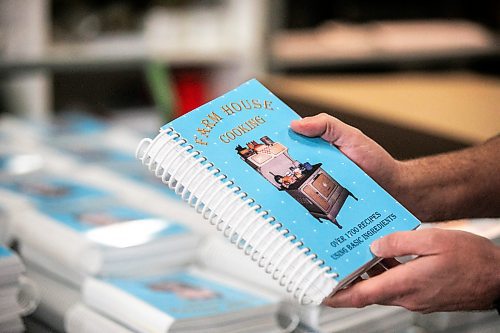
[371,229,444,258]
[290,114,363,147]
[323,265,413,308]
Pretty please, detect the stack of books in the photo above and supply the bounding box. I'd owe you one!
[0,246,26,333]
[43,115,210,235]
[17,201,200,283]
[0,171,204,331]
[0,172,200,280]
[75,268,282,333]
[25,265,283,333]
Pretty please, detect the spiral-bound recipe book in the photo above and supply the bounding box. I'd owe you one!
[136,79,420,305]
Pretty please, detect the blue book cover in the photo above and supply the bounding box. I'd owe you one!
[104,271,273,319]
[163,79,420,282]
[0,154,8,171]
[0,246,13,258]
[0,175,109,208]
[39,203,189,236]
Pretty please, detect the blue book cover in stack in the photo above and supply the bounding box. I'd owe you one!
[0,176,109,209]
[104,271,273,319]
[38,204,189,241]
[0,245,13,258]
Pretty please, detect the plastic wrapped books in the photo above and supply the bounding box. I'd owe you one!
[82,268,282,333]
[15,201,200,279]
[0,246,30,333]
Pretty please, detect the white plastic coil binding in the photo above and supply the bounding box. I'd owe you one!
[136,127,339,304]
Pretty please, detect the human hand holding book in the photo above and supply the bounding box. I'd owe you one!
[325,228,500,312]
[292,114,500,313]
[290,114,402,207]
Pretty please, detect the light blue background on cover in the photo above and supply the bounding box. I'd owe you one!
[0,176,109,208]
[39,204,189,236]
[0,246,13,258]
[106,272,272,319]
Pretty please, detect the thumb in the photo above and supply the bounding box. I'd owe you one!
[370,229,443,258]
[290,113,364,148]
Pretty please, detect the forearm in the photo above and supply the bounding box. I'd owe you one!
[392,136,500,222]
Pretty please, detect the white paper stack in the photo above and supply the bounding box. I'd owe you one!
[0,206,9,245]
[24,264,80,332]
[0,246,26,333]
[65,303,135,333]
[82,268,283,333]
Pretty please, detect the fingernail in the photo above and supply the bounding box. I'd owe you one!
[370,240,381,256]
[323,290,350,308]
[323,295,339,307]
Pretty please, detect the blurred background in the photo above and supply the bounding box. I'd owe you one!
[0,1,499,333]
[1,0,499,157]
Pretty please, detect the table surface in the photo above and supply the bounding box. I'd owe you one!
[265,72,500,144]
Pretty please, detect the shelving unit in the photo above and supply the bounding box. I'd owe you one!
[269,20,500,72]
[1,0,271,121]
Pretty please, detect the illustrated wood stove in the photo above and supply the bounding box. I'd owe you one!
[236,136,356,229]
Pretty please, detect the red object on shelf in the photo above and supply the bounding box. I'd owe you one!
[173,69,208,117]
